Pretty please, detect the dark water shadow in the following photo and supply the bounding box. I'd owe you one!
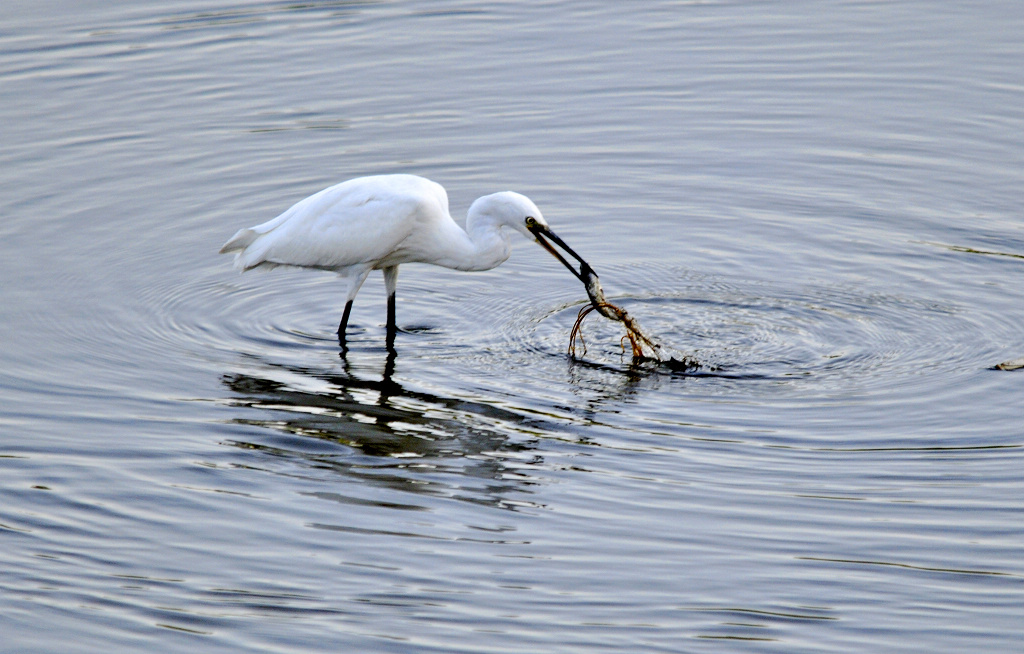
[219,349,571,509]
[564,349,774,382]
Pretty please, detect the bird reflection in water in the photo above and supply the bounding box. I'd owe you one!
[221,349,554,509]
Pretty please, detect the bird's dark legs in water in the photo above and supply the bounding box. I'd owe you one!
[385,292,397,350]
[337,266,397,350]
[383,265,399,351]
[337,300,353,346]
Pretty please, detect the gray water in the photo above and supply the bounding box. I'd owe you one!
[2,1,1023,651]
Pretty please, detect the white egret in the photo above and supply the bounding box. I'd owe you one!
[220,174,592,348]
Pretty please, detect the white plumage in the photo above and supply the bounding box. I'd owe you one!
[220,174,589,348]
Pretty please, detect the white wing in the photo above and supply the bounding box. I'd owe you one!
[220,175,450,272]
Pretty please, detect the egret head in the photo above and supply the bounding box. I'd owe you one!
[470,191,593,282]
[470,191,546,238]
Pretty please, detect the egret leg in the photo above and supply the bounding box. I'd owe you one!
[337,266,372,347]
[337,300,353,344]
[385,295,397,349]
[383,266,399,349]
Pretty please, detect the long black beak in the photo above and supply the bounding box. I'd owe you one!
[528,222,594,283]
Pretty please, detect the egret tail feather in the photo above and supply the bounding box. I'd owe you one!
[219,227,260,254]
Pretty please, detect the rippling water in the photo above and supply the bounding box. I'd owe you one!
[2,1,1023,652]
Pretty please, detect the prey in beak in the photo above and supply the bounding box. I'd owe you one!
[526,216,680,366]
[526,219,594,283]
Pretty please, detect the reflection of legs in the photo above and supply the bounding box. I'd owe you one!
[383,266,399,350]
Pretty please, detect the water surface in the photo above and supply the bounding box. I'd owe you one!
[2,1,1023,652]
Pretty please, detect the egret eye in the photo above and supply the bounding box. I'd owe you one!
[525,216,537,227]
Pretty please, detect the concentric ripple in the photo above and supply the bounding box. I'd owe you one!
[89,257,1015,413]
[471,263,1015,399]
[136,270,348,359]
